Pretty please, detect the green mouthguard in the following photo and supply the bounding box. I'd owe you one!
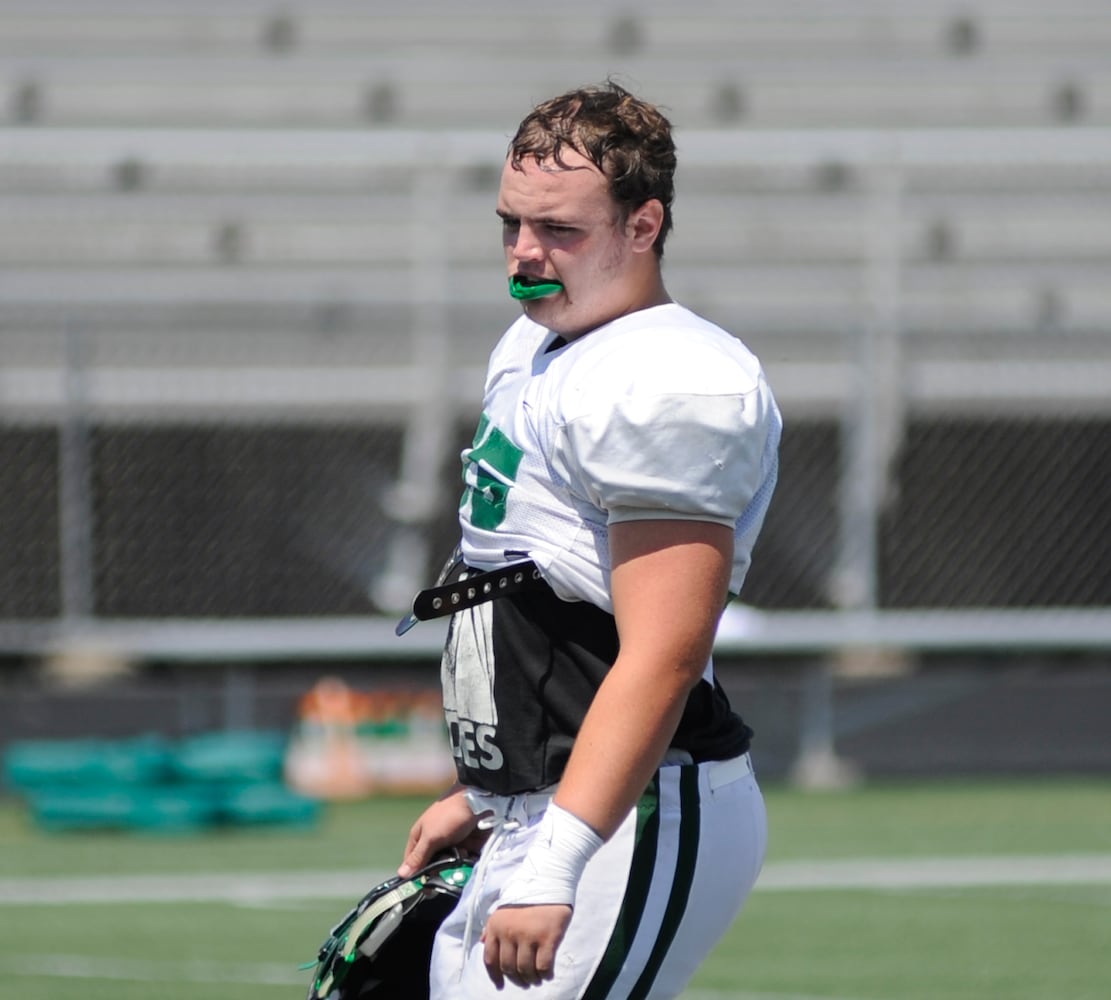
[509,275,564,300]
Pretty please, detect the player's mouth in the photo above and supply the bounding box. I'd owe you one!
[509,274,565,300]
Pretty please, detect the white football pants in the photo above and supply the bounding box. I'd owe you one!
[429,752,767,999]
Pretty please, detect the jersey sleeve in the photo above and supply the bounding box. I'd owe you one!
[553,383,772,526]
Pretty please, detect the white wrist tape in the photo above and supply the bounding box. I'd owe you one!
[495,802,604,909]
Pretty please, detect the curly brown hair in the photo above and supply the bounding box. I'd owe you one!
[508,80,676,257]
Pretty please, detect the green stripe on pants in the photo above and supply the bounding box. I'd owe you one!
[627,765,701,1000]
[581,776,661,1000]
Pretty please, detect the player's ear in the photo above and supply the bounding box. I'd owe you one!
[627,199,664,252]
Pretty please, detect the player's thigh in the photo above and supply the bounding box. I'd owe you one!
[595,760,766,999]
[648,765,767,997]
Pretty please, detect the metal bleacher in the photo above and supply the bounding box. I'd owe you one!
[2,0,1111,666]
[4,1,1111,411]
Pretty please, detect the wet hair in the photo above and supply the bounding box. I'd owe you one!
[508,80,676,256]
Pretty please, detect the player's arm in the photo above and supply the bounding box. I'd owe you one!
[482,516,731,988]
[553,515,732,833]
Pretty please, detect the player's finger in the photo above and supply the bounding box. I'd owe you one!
[498,939,536,990]
[398,823,429,876]
[482,931,507,990]
[534,937,557,981]
[508,942,540,988]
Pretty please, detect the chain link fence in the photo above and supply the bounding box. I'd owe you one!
[6,414,1106,623]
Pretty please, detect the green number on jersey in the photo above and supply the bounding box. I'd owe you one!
[460,413,524,530]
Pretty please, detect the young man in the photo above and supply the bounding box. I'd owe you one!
[397,81,782,998]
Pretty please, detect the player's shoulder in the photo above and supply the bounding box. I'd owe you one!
[567,303,766,397]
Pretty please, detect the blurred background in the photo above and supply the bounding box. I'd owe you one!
[1,0,1109,805]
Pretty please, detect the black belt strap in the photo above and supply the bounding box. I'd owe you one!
[395,560,545,636]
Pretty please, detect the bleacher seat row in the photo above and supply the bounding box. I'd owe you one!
[1,0,1109,423]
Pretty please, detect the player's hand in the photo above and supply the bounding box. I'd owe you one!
[482,903,572,989]
[398,787,488,876]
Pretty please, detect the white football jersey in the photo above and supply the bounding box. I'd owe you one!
[458,302,781,612]
[442,302,781,792]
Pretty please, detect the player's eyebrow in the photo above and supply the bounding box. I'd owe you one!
[496,208,578,228]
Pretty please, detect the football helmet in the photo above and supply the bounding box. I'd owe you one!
[305,850,474,999]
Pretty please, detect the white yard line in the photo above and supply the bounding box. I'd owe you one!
[0,869,379,905]
[0,953,305,986]
[756,854,1111,891]
[2,854,1111,906]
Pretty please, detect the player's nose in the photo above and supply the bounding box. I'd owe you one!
[509,222,545,262]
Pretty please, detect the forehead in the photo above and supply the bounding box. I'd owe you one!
[497,149,613,217]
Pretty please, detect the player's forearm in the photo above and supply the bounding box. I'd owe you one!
[495,651,697,916]
[554,517,732,839]
[552,653,697,838]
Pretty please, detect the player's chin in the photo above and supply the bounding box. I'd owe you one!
[523,296,561,320]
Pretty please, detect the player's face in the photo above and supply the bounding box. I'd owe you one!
[497,149,663,340]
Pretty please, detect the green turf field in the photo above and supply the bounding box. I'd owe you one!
[1,778,1109,1000]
